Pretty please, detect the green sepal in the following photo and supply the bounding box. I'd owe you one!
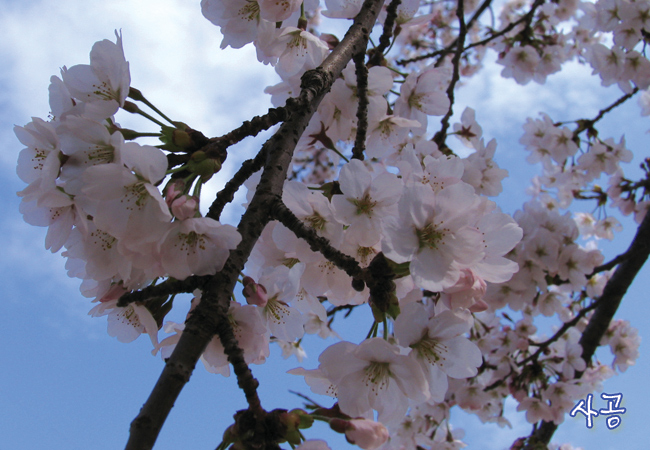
[319,181,342,201]
[159,124,193,152]
[370,302,386,323]
[289,409,314,429]
[187,150,221,182]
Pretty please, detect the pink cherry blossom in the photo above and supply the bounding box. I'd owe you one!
[159,217,241,280]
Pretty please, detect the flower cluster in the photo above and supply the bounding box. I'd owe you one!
[16,32,241,344]
[15,0,649,448]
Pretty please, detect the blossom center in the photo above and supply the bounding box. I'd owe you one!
[287,32,308,56]
[412,336,448,365]
[238,1,260,22]
[363,361,391,389]
[408,92,423,110]
[415,222,446,250]
[176,231,207,254]
[87,144,115,164]
[90,229,117,251]
[124,182,150,209]
[351,192,377,216]
[305,211,327,230]
[265,298,290,325]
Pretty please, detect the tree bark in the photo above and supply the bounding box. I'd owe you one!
[124,1,386,448]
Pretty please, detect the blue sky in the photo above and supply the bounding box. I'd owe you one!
[1,1,648,449]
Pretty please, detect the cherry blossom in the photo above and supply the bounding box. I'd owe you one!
[394,303,482,402]
[382,182,485,291]
[331,159,402,246]
[14,4,648,449]
[60,30,130,119]
[159,217,241,280]
[314,338,429,424]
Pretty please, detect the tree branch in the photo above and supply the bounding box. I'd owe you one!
[269,196,364,280]
[117,276,210,307]
[206,150,266,221]
[368,0,401,67]
[124,1,386,448]
[433,0,467,148]
[522,209,650,449]
[397,0,493,66]
[352,51,369,161]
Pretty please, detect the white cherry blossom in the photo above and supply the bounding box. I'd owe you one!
[61,30,130,118]
[159,217,241,280]
[316,338,429,424]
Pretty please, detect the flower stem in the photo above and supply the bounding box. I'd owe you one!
[129,87,176,126]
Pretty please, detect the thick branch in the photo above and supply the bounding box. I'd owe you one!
[352,51,369,161]
[124,2,386,448]
[117,276,210,307]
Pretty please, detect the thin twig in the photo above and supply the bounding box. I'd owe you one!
[433,0,467,148]
[397,0,493,66]
[269,196,364,280]
[570,87,640,139]
[206,150,266,221]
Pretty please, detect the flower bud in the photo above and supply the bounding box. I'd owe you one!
[172,129,192,148]
[164,179,186,207]
[289,408,314,429]
[277,409,303,445]
[345,419,389,450]
[187,151,222,181]
[242,276,269,307]
[122,100,139,113]
[171,195,199,220]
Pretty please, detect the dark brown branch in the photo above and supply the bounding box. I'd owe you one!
[202,104,292,159]
[590,249,634,277]
[570,87,640,139]
[271,198,362,279]
[462,0,544,50]
[206,150,266,221]
[368,0,401,67]
[399,0,544,67]
[352,51,369,161]
[587,87,640,127]
[124,1,386,448]
[523,209,650,449]
[433,0,467,148]
[117,276,211,307]
[397,0,493,65]
[519,300,599,364]
[269,196,364,280]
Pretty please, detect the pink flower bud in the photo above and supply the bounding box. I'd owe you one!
[242,276,269,307]
[441,268,487,311]
[171,195,199,220]
[344,419,389,450]
[164,179,186,208]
